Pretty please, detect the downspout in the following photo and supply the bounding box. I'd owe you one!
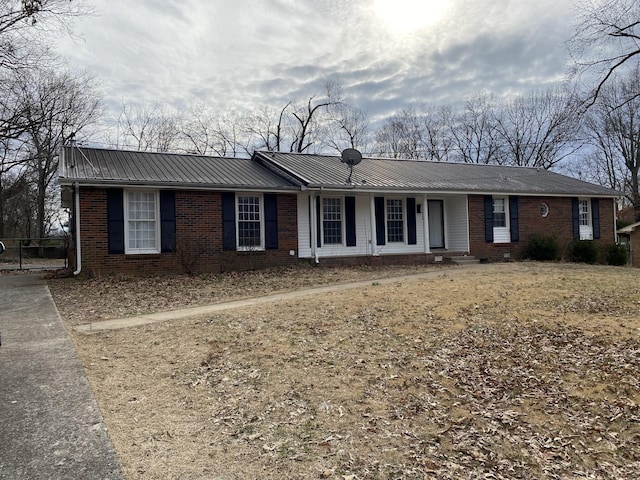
[73,182,82,276]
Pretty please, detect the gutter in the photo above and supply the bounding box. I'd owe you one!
[73,182,82,276]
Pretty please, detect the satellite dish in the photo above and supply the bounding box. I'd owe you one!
[341,148,362,184]
[341,148,362,167]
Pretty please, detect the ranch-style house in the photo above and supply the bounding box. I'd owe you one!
[58,146,618,276]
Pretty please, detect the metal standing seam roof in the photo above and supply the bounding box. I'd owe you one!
[58,146,620,197]
[253,151,620,197]
[58,146,302,190]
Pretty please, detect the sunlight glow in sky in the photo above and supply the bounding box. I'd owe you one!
[373,0,451,33]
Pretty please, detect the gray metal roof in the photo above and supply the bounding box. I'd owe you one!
[58,146,619,197]
[254,151,619,197]
[58,146,301,190]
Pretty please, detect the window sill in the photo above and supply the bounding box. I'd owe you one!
[124,253,161,259]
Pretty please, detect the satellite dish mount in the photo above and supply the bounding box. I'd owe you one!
[341,148,362,184]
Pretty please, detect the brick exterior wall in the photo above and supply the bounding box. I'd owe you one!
[468,195,616,261]
[74,187,299,277]
[70,188,617,276]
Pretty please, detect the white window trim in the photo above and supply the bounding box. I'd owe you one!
[579,199,591,227]
[492,196,510,244]
[385,197,406,244]
[124,189,160,254]
[579,198,593,240]
[236,193,265,251]
[321,196,344,247]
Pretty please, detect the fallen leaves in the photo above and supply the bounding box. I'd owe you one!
[57,262,640,479]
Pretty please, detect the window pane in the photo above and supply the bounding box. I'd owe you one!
[127,191,157,251]
[579,200,589,226]
[387,199,404,242]
[493,198,506,228]
[322,198,342,244]
[238,196,262,247]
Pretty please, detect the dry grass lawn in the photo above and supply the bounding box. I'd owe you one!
[49,262,640,479]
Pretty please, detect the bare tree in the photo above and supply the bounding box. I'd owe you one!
[447,93,502,164]
[583,68,640,214]
[374,108,424,159]
[0,0,85,72]
[326,102,370,153]
[289,96,335,153]
[242,104,289,153]
[493,87,582,169]
[13,68,101,238]
[0,137,29,236]
[179,104,256,157]
[569,0,640,108]
[420,105,453,162]
[115,101,181,152]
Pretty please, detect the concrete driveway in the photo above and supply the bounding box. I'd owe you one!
[0,273,122,480]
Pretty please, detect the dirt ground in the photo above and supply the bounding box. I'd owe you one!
[49,262,640,479]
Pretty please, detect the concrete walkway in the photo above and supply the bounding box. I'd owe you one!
[75,263,503,334]
[0,273,122,480]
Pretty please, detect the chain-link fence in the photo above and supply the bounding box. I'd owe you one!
[0,238,69,271]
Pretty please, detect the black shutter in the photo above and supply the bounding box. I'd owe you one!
[484,195,494,243]
[572,198,580,239]
[222,192,236,251]
[374,196,386,246]
[592,198,600,240]
[264,193,278,249]
[316,196,321,248]
[345,196,356,247]
[407,197,417,245]
[509,196,519,243]
[107,189,124,254]
[160,191,176,253]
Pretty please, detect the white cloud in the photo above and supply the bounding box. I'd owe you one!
[56,0,576,125]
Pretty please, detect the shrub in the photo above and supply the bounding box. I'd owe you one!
[524,234,559,261]
[568,239,599,264]
[604,243,627,266]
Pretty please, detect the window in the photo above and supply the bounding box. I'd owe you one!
[322,197,342,245]
[492,197,506,228]
[386,198,404,243]
[579,199,590,226]
[237,195,263,249]
[125,190,159,253]
[540,202,550,218]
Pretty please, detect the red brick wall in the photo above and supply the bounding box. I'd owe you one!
[73,187,617,276]
[468,195,616,261]
[76,187,299,277]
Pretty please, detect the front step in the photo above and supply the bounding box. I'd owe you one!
[445,255,480,265]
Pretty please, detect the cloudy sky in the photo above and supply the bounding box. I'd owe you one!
[55,0,578,125]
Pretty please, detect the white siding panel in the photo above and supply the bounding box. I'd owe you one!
[297,195,312,258]
[297,193,439,258]
[416,205,425,250]
[493,227,511,243]
[579,225,593,240]
[444,196,469,251]
[354,196,374,256]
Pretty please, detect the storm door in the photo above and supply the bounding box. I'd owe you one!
[428,200,445,249]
